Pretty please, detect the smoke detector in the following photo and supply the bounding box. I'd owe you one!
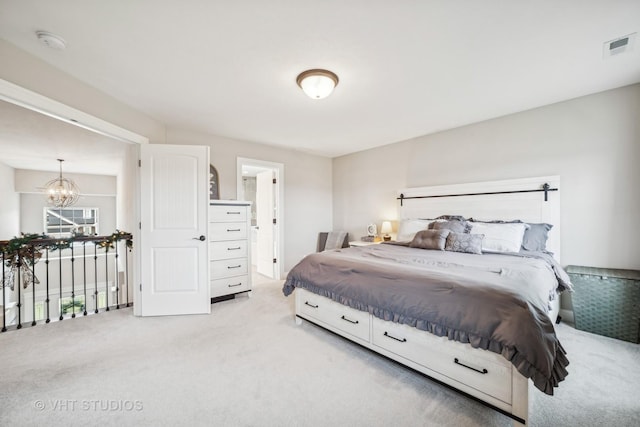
[36,31,67,50]
[603,33,636,58]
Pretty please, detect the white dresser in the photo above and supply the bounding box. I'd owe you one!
[209,201,252,300]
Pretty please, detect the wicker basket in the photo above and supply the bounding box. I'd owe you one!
[567,266,640,343]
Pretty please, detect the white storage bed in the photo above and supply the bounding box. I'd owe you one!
[289,176,565,426]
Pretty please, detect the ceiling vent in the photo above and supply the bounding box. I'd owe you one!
[603,33,636,58]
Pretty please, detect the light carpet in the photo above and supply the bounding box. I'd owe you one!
[1,276,638,427]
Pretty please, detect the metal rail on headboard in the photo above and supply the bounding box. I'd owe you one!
[397,183,558,206]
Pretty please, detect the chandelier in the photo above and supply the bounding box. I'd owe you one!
[44,159,80,208]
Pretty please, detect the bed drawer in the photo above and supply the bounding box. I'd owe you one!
[209,205,248,222]
[211,275,250,297]
[210,240,248,260]
[298,291,370,342]
[371,318,513,404]
[210,258,248,279]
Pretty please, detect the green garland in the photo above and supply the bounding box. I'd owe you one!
[1,230,132,291]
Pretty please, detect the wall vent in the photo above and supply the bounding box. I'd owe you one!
[603,33,636,58]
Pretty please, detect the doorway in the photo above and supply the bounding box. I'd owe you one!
[236,158,284,281]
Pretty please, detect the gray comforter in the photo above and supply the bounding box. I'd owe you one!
[283,244,570,395]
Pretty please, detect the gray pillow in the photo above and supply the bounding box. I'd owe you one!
[429,219,472,234]
[445,232,484,254]
[435,215,467,222]
[522,223,553,252]
[409,229,450,250]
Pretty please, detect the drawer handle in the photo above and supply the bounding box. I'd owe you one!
[383,331,407,343]
[227,229,241,232]
[227,211,241,214]
[227,247,242,250]
[340,315,359,324]
[227,265,242,269]
[454,358,488,374]
[304,301,318,308]
[228,282,242,288]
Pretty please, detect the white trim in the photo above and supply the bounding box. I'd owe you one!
[236,157,285,280]
[0,78,148,145]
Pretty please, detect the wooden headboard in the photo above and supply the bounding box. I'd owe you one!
[397,176,561,261]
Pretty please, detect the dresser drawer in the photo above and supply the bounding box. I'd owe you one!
[210,240,248,260]
[210,258,248,279]
[211,275,250,297]
[298,290,370,342]
[371,318,512,404]
[209,222,247,241]
[209,205,248,222]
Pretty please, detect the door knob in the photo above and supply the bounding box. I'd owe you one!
[193,235,206,241]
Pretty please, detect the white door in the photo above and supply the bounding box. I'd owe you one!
[140,144,210,316]
[256,170,275,278]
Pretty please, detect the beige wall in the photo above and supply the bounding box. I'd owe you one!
[14,169,117,195]
[0,39,166,144]
[166,129,333,271]
[0,161,20,238]
[333,84,640,271]
[15,168,117,235]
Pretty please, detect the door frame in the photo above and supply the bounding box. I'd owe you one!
[236,157,284,280]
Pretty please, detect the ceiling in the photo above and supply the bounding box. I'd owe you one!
[0,100,128,175]
[0,1,639,159]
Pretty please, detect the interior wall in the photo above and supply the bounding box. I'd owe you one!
[165,128,333,271]
[14,168,117,236]
[14,169,117,195]
[20,193,116,236]
[333,83,640,271]
[0,161,20,238]
[0,39,166,144]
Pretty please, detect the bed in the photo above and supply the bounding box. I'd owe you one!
[283,176,570,426]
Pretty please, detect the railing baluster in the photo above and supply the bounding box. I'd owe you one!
[94,243,98,314]
[45,247,50,323]
[17,251,22,329]
[105,244,110,311]
[83,242,87,316]
[58,246,63,321]
[115,241,120,309]
[71,244,76,318]
[31,243,36,326]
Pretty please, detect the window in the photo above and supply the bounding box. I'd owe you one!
[44,208,99,237]
[59,295,86,316]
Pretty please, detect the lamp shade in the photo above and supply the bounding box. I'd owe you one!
[380,221,392,235]
[296,69,339,99]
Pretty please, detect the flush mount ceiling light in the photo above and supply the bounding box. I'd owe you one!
[296,69,339,99]
[44,159,80,208]
[35,30,67,50]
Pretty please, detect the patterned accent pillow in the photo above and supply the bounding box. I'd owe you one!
[522,223,553,253]
[409,229,450,251]
[429,219,472,234]
[445,232,484,254]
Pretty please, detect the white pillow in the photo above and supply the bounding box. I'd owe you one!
[396,219,431,242]
[469,222,529,253]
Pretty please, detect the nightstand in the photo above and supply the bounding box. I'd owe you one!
[348,240,382,247]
